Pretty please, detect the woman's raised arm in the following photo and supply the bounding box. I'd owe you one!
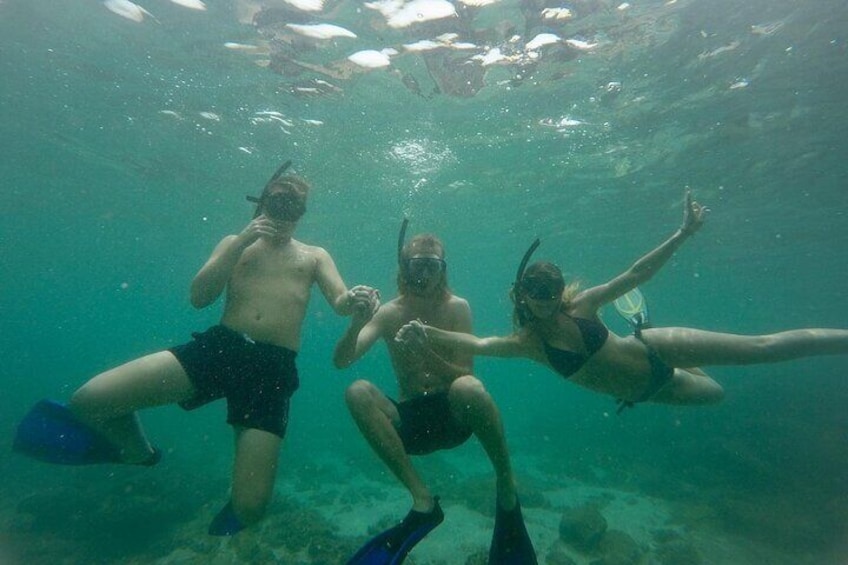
[575,189,708,311]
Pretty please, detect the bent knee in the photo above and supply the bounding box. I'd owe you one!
[345,380,377,410]
[701,382,725,405]
[448,375,489,405]
[688,373,725,405]
[656,371,725,407]
[674,379,725,406]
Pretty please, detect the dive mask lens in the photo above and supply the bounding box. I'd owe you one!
[405,257,445,278]
[524,281,562,301]
[265,191,306,221]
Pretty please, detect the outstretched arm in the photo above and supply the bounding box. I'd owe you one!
[333,305,383,368]
[575,189,708,311]
[396,321,528,359]
[397,300,475,377]
[313,246,380,317]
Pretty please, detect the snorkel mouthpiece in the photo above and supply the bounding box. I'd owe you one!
[408,276,428,291]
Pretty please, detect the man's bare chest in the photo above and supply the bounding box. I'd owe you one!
[236,248,312,282]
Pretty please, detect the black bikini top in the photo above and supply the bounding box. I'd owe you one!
[542,316,609,378]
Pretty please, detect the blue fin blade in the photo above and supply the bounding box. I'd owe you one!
[13,400,121,465]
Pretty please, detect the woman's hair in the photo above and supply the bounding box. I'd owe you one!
[511,261,580,327]
[397,233,451,299]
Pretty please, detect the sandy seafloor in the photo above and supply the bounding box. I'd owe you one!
[2,445,842,565]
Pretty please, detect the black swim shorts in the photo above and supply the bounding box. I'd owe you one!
[168,325,299,438]
[392,391,472,456]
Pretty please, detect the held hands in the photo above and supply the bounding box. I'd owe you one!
[680,189,709,236]
[394,319,430,356]
[347,285,380,324]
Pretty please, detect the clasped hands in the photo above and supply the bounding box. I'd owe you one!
[347,285,381,319]
[394,319,428,353]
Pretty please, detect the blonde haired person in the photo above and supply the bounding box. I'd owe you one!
[398,190,848,411]
[336,225,536,564]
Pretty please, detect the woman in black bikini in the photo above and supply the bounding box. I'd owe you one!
[397,190,848,408]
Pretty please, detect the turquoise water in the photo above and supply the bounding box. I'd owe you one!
[2,0,847,562]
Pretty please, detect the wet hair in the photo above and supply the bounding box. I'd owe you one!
[253,175,310,219]
[511,261,580,327]
[397,233,450,298]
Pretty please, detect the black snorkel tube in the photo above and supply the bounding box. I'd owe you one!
[513,238,541,293]
[267,159,293,185]
[512,238,541,325]
[246,159,293,215]
[397,217,432,292]
[397,217,410,265]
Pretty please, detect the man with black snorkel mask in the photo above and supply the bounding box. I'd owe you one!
[334,220,536,564]
[248,173,308,224]
[13,161,380,537]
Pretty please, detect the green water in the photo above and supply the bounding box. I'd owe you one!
[1,0,847,563]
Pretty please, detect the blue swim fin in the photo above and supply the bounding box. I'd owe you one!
[347,497,444,565]
[613,287,650,329]
[489,500,537,565]
[14,399,126,465]
[208,501,245,536]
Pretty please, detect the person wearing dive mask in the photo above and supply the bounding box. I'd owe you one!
[403,255,446,292]
[251,179,307,223]
[335,225,537,564]
[13,165,379,537]
[398,189,848,411]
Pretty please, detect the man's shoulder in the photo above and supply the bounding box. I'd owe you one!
[290,238,318,250]
[369,299,407,337]
[445,293,470,310]
[216,233,240,247]
[379,297,421,324]
[291,239,331,259]
[377,297,404,319]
